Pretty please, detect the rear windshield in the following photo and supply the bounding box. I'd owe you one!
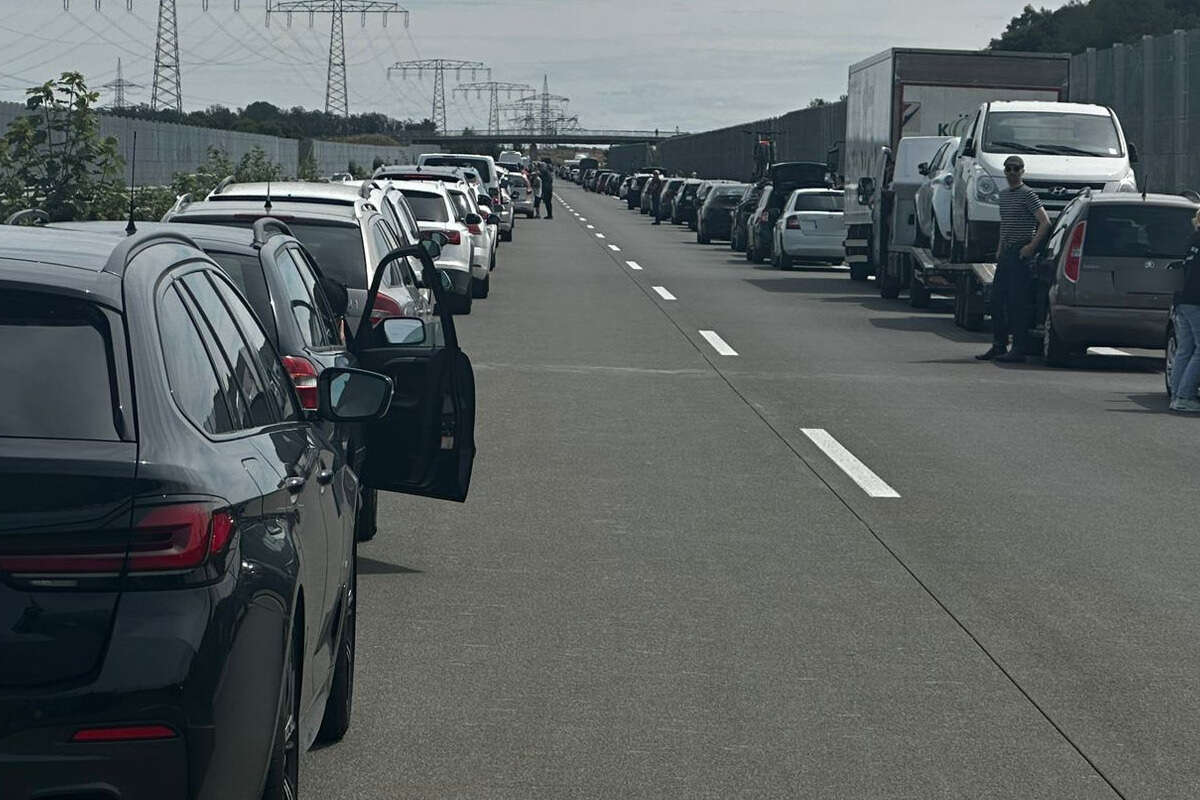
[681,184,700,198]
[0,291,122,441]
[1084,205,1196,259]
[772,163,829,186]
[281,224,367,290]
[793,194,844,212]
[422,156,492,183]
[401,191,450,223]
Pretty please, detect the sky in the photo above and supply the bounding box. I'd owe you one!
[0,0,1035,134]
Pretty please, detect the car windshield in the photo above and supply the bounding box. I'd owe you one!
[401,191,451,223]
[793,193,844,212]
[423,157,492,183]
[1084,205,1196,258]
[0,291,121,441]
[982,111,1123,157]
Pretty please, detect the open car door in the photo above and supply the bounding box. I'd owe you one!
[351,243,476,501]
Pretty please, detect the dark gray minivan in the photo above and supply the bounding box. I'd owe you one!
[1036,192,1197,365]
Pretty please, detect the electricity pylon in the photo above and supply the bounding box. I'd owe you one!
[150,0,182,111]
[454,81,531,135]
[102,58,141,110]
[267,1,409,117]
[388,59,487,133]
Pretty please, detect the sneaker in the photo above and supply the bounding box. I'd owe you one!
[994,350,1026,364]
[975,345,1007,361]
[1169,397,1200,413]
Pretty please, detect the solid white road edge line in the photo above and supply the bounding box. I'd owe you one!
[699,330,738,356]
[800,429,900,499]
[626,260,643,270]
[652,286,676,300]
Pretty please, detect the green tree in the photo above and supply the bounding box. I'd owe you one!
[235,146,285,182]
[170,146,235,199]
[991,0,1200,53]
[297,151,321,181]
[0,72,124,221]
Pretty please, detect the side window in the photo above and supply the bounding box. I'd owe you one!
[211,273,300,423]
[180,271,278,428]
[369,221,396,289]
[274,247,336,348]
[157,284,235,435]
[287,247,340,346]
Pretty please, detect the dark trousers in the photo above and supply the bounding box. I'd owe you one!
[543,189,553,218]
[652,196,661,222]
[992,245,1034,352]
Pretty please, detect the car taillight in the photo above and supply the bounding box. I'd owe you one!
[0,501,235,575]
[786,216,801,229]
[281,355,319,411]
[421,229,460,245]
[368,290,404,326]
[1064,221,1087,282]
[467,223,482,235]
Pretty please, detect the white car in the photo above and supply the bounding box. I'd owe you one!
[417,152,500,197]
[389,180,482,307]
[950,100,1138,262]
[771,189,845,268]
[914,136,960,258]
[446,184,498,277]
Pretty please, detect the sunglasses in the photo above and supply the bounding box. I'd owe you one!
[1003,165,1023,173]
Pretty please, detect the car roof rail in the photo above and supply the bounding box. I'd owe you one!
[164,192,192,220]
[1181,190,1200,204]
[358,180,376,199]
[251,216,294,248]
[103,229,202,277]
[211,175,235,195]
[4,208,49,226]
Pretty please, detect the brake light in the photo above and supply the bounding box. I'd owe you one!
[281,355,319,411]
[786,216,801,229]
[368,290,404,326]
[421,229,460,245]
[72,725,178,743]
[467,223,482,235]
[0,502,236,575]
[1064,221,1087,282]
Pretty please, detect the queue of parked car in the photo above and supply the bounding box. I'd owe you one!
[1,149,561,799]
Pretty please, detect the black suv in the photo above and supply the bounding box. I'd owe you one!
[1,224,475,800]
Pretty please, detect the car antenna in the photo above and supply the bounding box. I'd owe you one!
[125,131,137,235]
[265,178,272,212]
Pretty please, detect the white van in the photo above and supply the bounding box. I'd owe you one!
[950,101,1138,261]
[417,152,500,196]
[497,150,524,171]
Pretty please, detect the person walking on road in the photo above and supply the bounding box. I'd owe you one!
[977,155,1051,363]
[648,169,664,225]
[1168,209,1200,412]
[541,162,554,219]
[530,170,543,218]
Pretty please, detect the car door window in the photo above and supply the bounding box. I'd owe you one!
[180,271,278,428]
[158,284,235,435]
[288,247,341,346]
[210,273,300,423]
[379,222,421,291]
[275,247,337,349]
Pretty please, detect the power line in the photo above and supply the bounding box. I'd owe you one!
[266,0,408,118]
[101,58,141,108]
[454,81,531,135]
[387,59,486,133]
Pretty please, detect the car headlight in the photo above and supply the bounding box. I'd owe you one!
[975,174,999,203]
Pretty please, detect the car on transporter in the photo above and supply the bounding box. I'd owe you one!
[0,222,476,800]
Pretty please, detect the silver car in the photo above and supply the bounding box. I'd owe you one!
[504,171,535,218]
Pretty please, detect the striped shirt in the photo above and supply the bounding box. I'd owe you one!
[998,184,1043,248]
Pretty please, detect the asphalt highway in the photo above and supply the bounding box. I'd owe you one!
[305,183,1197,799]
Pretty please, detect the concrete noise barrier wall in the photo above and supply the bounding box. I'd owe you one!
[306,139,437,175]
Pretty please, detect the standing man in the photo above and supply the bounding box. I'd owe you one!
[541,160,555,219]
[648,169,663,225]
[530,169,543,218]
[977,155,1051,363]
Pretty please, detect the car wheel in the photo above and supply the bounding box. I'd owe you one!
[849,260,870,281]
[697,224,710,245]
[316,542,356,744]
[878,260,901,299]
[500,229,512,242]
[932,217,950,259]
[1042,307,1071,366]
[744,239,755,262]
[454,292,472,315]
[262,630,300,800]
[1165,323,1178,396]
[909,270,931,308]
[354,487,377,542]
[471,274,490,299]
[963,211,985,263]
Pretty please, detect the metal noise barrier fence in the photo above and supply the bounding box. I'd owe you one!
[1071,28,1200,194]
[0,101,438,186]
[645,101,847,181]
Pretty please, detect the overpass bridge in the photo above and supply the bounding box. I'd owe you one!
[408,128,684,147]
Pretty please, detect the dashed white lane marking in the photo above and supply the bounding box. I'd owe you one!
[626,260,643,270]
[587,224,595,229]
[580,217,587,221]
[652,286,676,300]
[699,330,738,356]
[1088,347,1131,357]
[596,233,606,239]
[608,244,621,252]
[800,429,900,498]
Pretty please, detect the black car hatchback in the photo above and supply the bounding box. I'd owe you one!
[0,224,476,799]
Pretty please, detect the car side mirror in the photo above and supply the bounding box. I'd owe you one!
[317,367,393,421]
[380,316,427,345]
[917,162,930,176]
[1128,141,1139,164]
[487,214,501,226]
[421,238,442,260]
[464,213,482,226]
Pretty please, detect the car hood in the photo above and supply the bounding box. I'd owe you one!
[978,152,1131,183]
